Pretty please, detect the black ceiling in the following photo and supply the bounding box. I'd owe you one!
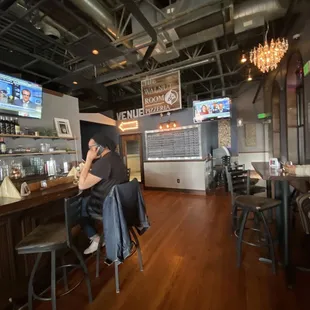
[0,0,303,113]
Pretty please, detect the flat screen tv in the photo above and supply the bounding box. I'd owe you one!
[193,97,231,123]
[0,72,43,119]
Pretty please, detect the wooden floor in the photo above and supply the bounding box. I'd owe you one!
[36,191,310,310]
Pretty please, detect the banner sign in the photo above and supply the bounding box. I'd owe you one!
[141,71,182,115]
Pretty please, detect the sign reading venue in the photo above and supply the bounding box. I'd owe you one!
[116,108,143,120]
[141,71,182,115]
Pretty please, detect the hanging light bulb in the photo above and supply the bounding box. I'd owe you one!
[159,124,163,129]
[241,53,247,63]
[166,123,170,128]
[173,122,177,128]
[247,68,252,81]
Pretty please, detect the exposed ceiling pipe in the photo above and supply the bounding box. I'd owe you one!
[234,0,289,21]
[0,0,16,10]
[103,45,238,86]
[67,0,131,48]
[120,0,157,69]
[9,1,79,41]
[113,0,226,46]
[212,39,225,97]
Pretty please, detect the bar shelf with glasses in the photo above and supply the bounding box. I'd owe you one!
[0,133,75,140]
[0,151,76,157]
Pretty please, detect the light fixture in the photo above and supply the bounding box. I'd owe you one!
[92,49,99,55]
[247,68,252,81]
[159,121,178,129]
[73,81,78,85]
[241,53,247,63]
[250,24,288,73]
[237,118,244,127]
[118,120,139,132]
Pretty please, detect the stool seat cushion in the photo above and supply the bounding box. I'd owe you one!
[235,195,281,211]
[16,222,67,254]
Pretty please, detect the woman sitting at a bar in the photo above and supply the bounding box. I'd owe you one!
[78,133,128,254]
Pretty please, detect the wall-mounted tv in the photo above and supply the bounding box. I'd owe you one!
[0,72,43,119]
[193,97,231,123]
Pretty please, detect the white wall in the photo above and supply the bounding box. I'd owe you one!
[79,113,116,126]
[8,92,82,162]
[144,161,206,191]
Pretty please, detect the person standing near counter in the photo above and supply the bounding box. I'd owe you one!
[78,133,128,254]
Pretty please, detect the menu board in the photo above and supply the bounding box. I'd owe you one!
[145,125,202,160]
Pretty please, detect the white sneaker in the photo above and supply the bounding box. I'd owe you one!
[84,235,105,255]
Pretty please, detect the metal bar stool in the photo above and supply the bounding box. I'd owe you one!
[95,226,143,293]
[95,179,147,293]
[226,170,281,273]
[225,167,266,233]
[15,192,92,310]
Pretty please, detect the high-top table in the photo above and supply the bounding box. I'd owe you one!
[252,162,310,287]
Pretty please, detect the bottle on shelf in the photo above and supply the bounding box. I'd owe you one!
[14,118,20,135]
[0,116,3,134]
[5,117,11,134]
[10,117,15,135]
[2,117,7,134]
[0,138,6,154]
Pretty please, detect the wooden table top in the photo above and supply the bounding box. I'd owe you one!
[0,183,78,217]
[252,162,310,181]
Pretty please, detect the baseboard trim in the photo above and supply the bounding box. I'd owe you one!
[143,186,206,196]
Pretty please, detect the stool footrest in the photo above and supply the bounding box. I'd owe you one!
[32,264,84,302]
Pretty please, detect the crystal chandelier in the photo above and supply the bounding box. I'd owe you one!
[250,24,288,73]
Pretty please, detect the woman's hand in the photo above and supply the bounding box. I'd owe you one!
[284,164,296,174]
[86,147,98,163]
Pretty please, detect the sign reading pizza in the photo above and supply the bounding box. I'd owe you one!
[141,71,182,115]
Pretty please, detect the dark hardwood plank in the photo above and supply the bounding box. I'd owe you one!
[34,191,309,310]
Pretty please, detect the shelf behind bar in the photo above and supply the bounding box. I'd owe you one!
[0,133,75,140]
[0,151,76,157]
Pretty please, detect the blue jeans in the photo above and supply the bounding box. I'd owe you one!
[80,196,100,238]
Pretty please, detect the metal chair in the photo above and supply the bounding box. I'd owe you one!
[295,193,310,272]
[95,180,146,293]
[15,192,92,310]
[226,170,281,273]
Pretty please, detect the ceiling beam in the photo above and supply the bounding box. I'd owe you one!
[0,0,49,37]
[103,45,238,87]
[112,0,227,47]
[183,64,246,86]
[0,40,70,73]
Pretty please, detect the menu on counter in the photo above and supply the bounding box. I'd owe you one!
[145,125,202,160]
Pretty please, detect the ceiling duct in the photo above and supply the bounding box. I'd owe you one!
[68,0,127,44]
[9,1,79,41]
[0,0,16,10]
[131,0,230,64]
[234,0,289,34]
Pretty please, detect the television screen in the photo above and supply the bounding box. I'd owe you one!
[0,73,43,119]
[193,97,231,123]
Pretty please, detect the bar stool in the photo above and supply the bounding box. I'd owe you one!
[15,192,92,310]
[95,179,147,293]
[226,170,281,273]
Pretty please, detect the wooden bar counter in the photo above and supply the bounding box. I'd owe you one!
[0,182,78,309]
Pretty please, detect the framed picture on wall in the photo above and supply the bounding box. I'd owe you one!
[54,118,73,138]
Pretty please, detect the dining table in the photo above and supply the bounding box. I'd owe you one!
[251,162,310,288]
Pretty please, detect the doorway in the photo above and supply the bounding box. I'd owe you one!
[121,134,143,182]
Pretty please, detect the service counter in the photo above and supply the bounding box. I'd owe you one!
[0,182,78,309]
